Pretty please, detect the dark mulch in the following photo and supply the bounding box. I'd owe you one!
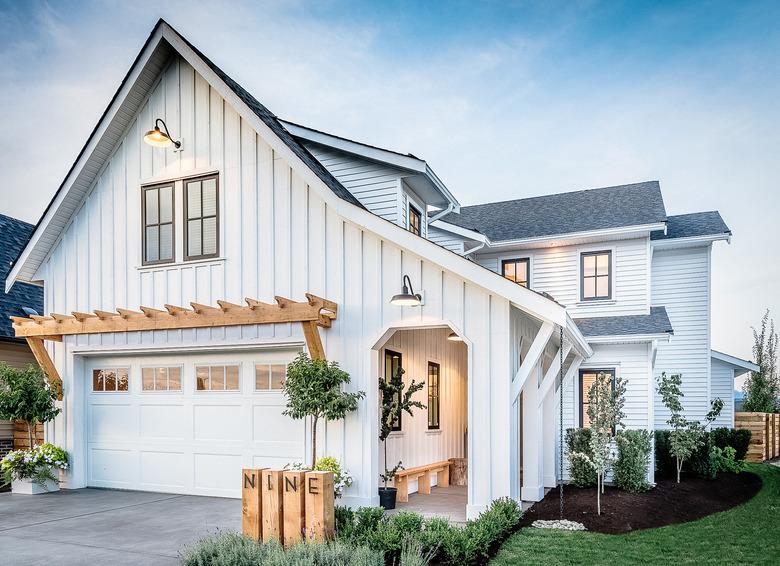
[520,471,762,534]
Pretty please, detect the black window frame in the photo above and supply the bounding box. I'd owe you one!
[184,174,220,262]
[501,257,530,288]
[384,349,403,431]
[580,250,612,301]
[141,183,175,266]
[408,204,422,236]
[579,368,616,428]
[427,361,440,430]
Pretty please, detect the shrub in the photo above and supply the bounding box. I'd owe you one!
[614,429,652,492]
[688,432,717,480]
[179,533,383,566]
[0,363,61,448]
[711,427,751,462]
[565,428,597,487]
[712,446,746,474]
[654,430,676,479]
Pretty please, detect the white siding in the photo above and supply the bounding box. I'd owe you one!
[427,226,465,254]
[38,54,518,511]
[710,357,735,428]
[303,143,403,223]
[382,327,468,493]
[652,246,711,425]
[475,238,650,318]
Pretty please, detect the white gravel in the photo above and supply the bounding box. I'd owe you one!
[531,519,587,531]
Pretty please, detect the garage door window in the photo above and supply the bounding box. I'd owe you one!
[255,364,287,391]
[196,365,240,391]
[92,368,129,392]
[142,367,182,391]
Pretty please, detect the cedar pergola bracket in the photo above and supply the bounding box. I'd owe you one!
[12,293,338,401]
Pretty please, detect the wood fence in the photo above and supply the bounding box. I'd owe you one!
[735,412,780,462]
[13,421,44,450]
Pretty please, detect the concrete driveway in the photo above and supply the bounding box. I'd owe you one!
[0,488,240,565]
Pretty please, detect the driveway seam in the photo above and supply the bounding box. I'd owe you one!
[0,532,178,559]
[0,494,185,533]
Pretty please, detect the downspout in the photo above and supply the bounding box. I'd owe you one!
[461,241,486,257]
[428,202,455,224]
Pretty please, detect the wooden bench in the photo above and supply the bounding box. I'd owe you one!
[394,460,450,503]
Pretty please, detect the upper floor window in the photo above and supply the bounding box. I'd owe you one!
[579,369,615,428]
[185,175,219,260]
[502,258,530,288]
[408,204,422,236]
[581,250,611,300]
[142,184,174,265]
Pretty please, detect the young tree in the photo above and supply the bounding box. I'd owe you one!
[0,363,60,448]
[282,353,365,468]
[378,365,425,488]
[570,371,626,515]
[743,310,779,413]
[657,372,723,483]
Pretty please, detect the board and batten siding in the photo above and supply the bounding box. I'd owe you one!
[383,327,468,493]
[652,245,712,425]
[710,357,736,428]
[475,238,650,318]
[303,142,404,224]
[35,54,517,512]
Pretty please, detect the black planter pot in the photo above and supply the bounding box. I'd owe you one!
[378,487,397,510]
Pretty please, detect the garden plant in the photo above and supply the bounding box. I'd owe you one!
[285,456,354,498]
[0,362,60,449]
[1,443,69,488]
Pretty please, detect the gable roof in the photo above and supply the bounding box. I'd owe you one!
[0,214,43,340]
[711,350,759,374]
[573,306,673,339]
[651,211,730,241]
[441,181,667,242]
[7,19,361,290]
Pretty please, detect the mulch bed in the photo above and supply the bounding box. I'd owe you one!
[520,471,762,534]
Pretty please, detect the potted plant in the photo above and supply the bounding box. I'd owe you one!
[2,443,69,494]
[282,353,365,468]
[285,456,354,498]
[0,363,61,451]
[378,365,424,509]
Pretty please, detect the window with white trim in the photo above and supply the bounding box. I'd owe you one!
[255,363,287,390]
[142,367,182,391]
[92,368,129,392]
[581,250,611,300]
[196,364,239,391]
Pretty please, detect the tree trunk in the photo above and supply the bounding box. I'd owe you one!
[383,438,388,489]
[27,420,34,450]
[597,474,601,515]
[311,415,319,469]
[676,457,682,483]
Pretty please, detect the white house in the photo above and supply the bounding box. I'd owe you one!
[6,20,755,518]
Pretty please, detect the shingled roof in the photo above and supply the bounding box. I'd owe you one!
[0,214,43,340]
[651,211,730,241]
[573,307,673,338]
[441,181,667,241]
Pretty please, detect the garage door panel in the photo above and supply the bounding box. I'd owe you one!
[252,455,300,469]
[193,453,242,493]
[90,448,136,484]
[140,405,186,439]
[140,451,188,489]
[252,406,303,442]
[90,403,136,440]
[193,404,243,441]
[251,440,304,459]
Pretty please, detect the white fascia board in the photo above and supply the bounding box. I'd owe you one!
[711,350,759,373]
[6,27,165,293]
[484,222,667,251]
[430,219,488,243]
[565,313,593,358]
[280,120,460,210]
[585,333,673,344]
[651,233,731,249]
[165,25,569,327]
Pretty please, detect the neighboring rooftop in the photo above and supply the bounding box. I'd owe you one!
[440,181,667,242]
[0,214,43,339]
[574,307,674,338]
[651,211,731,241]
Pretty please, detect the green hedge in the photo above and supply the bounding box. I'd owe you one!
[565,428,597,487]
[655,428,752,480]
[614,429,652,492]
[336,497,522,565]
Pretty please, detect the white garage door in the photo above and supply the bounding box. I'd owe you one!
[85,348,304,497]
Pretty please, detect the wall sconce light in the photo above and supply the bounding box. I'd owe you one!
[390,275,422,307]
[143,118,181,149]
[447,331,462,342]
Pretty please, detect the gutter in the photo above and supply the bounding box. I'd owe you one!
[428,202,455,224]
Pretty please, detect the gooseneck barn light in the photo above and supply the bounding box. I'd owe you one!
[143,118,181,149]
[390,275,422,307]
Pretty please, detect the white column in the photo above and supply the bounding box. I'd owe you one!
[521,363,545,501]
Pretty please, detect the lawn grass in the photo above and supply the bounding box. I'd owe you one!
[492,463,780,565]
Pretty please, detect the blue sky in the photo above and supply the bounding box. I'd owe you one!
[1,0,778,365]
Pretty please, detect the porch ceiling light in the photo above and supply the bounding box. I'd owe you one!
[143,118,181,149]
[390,275,422,307]
[447,331,462,342]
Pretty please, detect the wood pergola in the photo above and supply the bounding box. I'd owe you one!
[12,293,337,400]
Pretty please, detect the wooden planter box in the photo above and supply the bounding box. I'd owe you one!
[735,412,780,462]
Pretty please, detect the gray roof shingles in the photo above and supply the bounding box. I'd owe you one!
[650,211,730,241]
[0,214,43,340]
[441,181,667,241]
[574,307,673,338]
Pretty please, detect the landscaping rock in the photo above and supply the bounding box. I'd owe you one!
[531,519,586,531]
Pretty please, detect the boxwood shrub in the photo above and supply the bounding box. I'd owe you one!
[565,428,597,487]
[655,427,752,480]
[614,429,652,492]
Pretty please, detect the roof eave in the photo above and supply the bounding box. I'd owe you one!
[585,332,673,344]
[483,222,667,251]
[651,233,731,249]
[711,349,759,373]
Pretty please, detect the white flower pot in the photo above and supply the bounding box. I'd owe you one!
[11,472,59,495]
